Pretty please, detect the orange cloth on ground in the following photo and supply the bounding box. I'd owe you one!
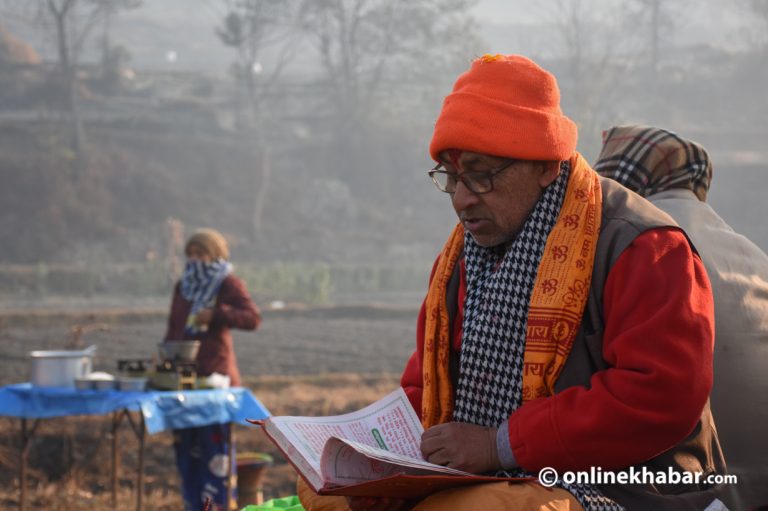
[297,478,349,511]
[421,153,602,428]
[297,478,584,511]
[414,482,583,511]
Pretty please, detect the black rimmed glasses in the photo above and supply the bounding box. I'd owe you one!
[428,159,517,194]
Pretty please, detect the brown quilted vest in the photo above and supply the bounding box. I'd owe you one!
[447,178,727,510]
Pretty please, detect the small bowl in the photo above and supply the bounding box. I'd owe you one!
[93,379,116,391]
[75,378,94,391]
[117,376,147,392]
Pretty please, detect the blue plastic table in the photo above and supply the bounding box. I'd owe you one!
[0,384,271,511]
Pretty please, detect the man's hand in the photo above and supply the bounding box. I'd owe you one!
[421,422,500,474]
[195,308,214,326]
[345,496,411,511]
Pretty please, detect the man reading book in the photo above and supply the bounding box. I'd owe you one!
[299,54,728,510]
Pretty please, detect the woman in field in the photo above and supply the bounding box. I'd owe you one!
[164,228,261,511]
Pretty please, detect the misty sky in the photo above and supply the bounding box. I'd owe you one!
[8,0,747,75]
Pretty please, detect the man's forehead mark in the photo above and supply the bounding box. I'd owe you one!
[441,151,500,171]
[447,149,463,167]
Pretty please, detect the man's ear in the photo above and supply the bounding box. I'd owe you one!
[537,161,561,188]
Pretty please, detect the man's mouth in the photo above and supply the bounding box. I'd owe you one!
[462,218,489,232]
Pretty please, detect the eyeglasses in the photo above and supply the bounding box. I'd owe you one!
[428,159,517,194]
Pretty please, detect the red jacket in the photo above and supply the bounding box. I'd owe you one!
[401,227,714,471]
[164,274,261,386]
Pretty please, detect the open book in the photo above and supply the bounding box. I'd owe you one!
[251,388,528,498]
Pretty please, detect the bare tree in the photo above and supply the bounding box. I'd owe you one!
[300,0,479,129]
[47,0,97,164]
[626,0,691,78]
[1,0,139,172]
[530,0,638,158]
[744,0,768,54]
[216,0,297,130]
[215,0,301,239]
[750,0,768,24]
[634,0,662,77]
[97,0,140,94]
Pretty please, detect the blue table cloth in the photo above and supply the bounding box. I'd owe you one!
[0,383,271,434]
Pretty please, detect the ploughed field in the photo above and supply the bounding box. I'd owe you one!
[0,311,418,510]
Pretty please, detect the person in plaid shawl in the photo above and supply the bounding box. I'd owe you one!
[596,125,768,508]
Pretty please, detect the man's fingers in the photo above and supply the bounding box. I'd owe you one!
[421,422,501,474]
[423,446,452,466]
[422,422,452,438]
[420,435,455,460]
[421,423,462,464]
[419,434,443,457]
[420,423,453,450]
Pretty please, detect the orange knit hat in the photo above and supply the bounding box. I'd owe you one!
[429,54,578,162]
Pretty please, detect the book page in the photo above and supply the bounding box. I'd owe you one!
[320,437,471,487]
[268,388,423,476]
[263,422,325,491]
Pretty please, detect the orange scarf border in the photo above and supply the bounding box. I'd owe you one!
[421,153,602,428]
[421,224,464,428]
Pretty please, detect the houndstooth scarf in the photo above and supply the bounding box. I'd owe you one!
[180,258,232,335]
[453,162,623,511]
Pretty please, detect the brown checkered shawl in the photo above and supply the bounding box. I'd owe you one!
[594,126,713,201]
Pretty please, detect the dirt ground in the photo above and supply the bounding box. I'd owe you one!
[2,310,767,510]
[0,309,420,385]
[0,310,418,510]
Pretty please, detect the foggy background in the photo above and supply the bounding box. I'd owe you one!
[0,0,766,308]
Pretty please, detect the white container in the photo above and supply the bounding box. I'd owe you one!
[74,377,94,390]
[93,378,116,391]
[88,371,115,391]
[29,345,96,388]
[117,376,147,391]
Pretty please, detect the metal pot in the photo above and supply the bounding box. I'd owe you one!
[29,345,96,388]
[158,340,200,363]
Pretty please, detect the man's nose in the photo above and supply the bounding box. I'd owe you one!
[451,180,479,212]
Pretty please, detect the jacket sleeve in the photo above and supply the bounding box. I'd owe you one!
[401,305,426,416]
[212,275,261,331]
[506,228,715,472]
